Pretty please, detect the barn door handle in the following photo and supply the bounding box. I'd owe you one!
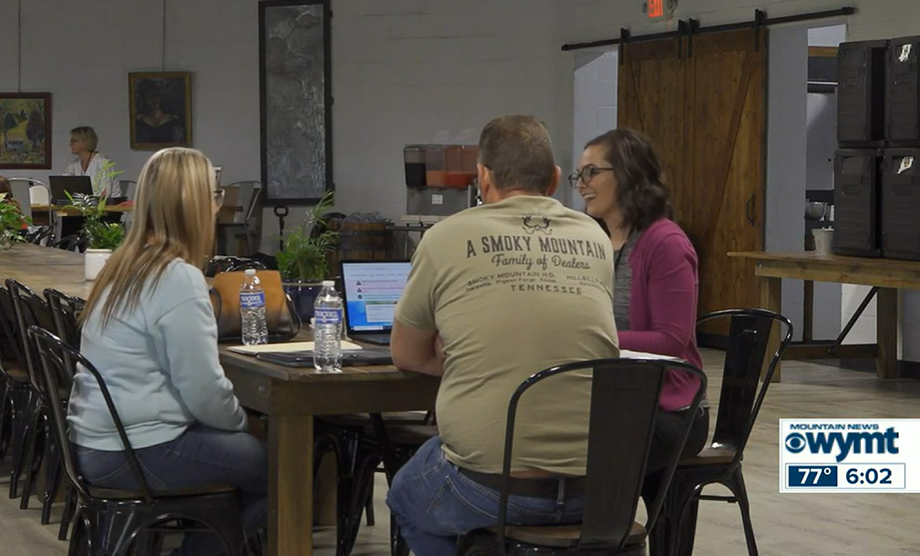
[745,195,755,226]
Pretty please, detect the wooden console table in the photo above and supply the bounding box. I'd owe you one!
[728,251,917,382]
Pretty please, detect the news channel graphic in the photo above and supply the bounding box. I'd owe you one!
[779,419,920,493]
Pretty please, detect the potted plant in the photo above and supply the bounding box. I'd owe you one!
[0,192,30,249]
[64,192,126,280]
[276,190,338,322]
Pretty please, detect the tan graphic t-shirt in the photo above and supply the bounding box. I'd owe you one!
[395,195,619,475]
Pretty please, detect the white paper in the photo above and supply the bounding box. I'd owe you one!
[619,349,682,361]
[228,341,364,355]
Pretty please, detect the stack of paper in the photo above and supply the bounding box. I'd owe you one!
[228,341,364,355]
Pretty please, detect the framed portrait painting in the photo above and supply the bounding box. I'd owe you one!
[259,0,332,204]
[0,93,52,170]
[129,72,192,150]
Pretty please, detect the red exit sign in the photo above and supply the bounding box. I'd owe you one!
[647,0,665,19]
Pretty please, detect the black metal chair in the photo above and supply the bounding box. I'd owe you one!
[458,357,707,556]
[43,288,86,539]
[5,279,57,511]
[313,411,437,556]
[52,234,88,252]
[0,286,33,472]
[28,325,249,556]
[653,309,793,556]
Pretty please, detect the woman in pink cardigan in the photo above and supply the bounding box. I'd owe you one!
[572,128,709,472]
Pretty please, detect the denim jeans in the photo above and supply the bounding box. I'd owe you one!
[76,425,268,556]
[386,436,585,556]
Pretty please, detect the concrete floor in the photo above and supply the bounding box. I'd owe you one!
[2,349,920,555]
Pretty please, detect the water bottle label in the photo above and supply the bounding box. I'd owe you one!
[240,292,266,309]
[315,308,342,325]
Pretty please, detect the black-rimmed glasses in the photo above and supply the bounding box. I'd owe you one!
[213,188,226,207]
[568,166,615,188]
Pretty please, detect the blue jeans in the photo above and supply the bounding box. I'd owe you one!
[76,425,268,556]
[386,437,584,556]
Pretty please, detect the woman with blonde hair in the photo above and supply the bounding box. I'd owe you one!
[67,147,265,556]
[63,126,121,197]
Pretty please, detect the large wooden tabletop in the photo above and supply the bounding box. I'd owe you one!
[0,244,440,556]
[729,251,916,382]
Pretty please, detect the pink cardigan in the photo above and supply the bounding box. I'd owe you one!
[619,218,703,411]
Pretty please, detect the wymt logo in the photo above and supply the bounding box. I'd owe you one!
[784,428,900,462]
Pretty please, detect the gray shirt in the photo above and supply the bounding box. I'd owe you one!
[68,259,248,450]
[613,233,639,331]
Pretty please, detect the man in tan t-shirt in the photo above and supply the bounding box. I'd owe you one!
[386,115,619,556]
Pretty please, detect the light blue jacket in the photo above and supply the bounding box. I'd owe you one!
[68,259,248,451]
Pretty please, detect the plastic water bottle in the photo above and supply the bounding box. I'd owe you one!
[240,269,268,345]
[313,280,343,372]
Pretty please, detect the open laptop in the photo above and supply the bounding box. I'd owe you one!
[340,260,412,345]
[48,175,93,204]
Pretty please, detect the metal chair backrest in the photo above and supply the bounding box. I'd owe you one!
[28,326,156,504]
[6,279,57,391]
[697,309,793,462]
[53,234,88,252]
[119,180,139,228]
[4,177,37,221]
[224,181,262,224]
[29,184,51,206]
[0,285,25,367]
[496,358,707,550]
[44,289,84,349]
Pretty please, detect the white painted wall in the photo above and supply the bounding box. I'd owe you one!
[570,51,618,211]
[766,25,808,342]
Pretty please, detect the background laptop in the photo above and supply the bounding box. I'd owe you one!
[340,260,411,345]
[48,175,93,204]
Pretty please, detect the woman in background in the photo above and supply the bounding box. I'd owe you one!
[63,126,121,197]
[68,147,263,556]
[571,128,709,470]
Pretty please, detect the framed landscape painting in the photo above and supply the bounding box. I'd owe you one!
[129,72,192,150]
[0,93,52,170]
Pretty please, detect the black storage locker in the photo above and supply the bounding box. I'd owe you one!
[881,148,920,260]
[833,149,882,257]
[837,40,888,146]
[887,37,920,146]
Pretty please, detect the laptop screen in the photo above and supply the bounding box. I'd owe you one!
[341,261,412,333]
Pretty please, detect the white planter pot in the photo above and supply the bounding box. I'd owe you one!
[85,249,113,281]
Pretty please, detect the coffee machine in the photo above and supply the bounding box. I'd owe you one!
[404,144,480,220]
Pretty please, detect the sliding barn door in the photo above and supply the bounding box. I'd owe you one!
[617,39,688,225]
[618,30,767,329]
[684,30,767,325]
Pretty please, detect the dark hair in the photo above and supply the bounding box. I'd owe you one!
[479,115,556,194]
[585,128,672,233]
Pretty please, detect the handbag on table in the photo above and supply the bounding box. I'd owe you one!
[208,270,301,343]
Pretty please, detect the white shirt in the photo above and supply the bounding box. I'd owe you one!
[63,153,122,197]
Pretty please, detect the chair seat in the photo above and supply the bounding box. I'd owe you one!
[87,482,237,501]
[679,447,737,466]
[2,365,30,383]
[491,521,647,548]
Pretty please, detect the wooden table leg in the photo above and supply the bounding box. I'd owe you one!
[876,288,899,379]
[803,280,814,343]
[760,275,783,383]
[269,413,314,556]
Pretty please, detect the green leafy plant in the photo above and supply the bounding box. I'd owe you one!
[95,160,124,197]
[0,193,30,249]
[276,190,338,282]
[63,192,125,250]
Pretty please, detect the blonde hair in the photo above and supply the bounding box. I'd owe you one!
[70,126,99,152]
[83,147,217,327]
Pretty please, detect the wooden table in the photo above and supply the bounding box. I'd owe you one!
[0,244,441,556]
[729,251,912,382]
